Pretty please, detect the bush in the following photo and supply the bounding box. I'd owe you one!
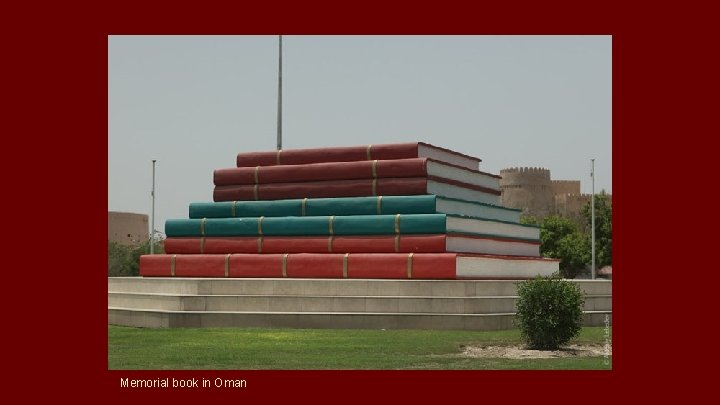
[108,240,164,277]
[515,275,585,350]
[108,241,134,277]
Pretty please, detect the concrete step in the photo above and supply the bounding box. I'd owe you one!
[109,277,611,297]
[108,278,611,330]
[108,307,612,330]
[109,292,611,314]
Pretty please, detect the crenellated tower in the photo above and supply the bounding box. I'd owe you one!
[501,166,611,225]
[499,167,555,218]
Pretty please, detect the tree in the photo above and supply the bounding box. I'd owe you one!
[537,215,590,278]
[582,191,612,268]
[538,215,576,257]
[555,232,591,279]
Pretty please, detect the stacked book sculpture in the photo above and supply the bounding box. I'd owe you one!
[141,142,558,279]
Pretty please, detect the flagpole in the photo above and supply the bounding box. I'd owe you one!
[591,158,595,279]
[150,159,156,254]
[277,35,282,151]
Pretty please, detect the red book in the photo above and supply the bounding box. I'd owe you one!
[162,234,540,257]
[213,177,501,205]
[235,142,481,171]
[163,235,446,254]
[140,253,558,280]
[214,157,501,191]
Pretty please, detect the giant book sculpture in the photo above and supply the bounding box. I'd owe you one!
[141,142,558,279]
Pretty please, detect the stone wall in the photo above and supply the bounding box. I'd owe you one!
[551,180,581,196]
[500,168,610,226]
[108,211,148,246]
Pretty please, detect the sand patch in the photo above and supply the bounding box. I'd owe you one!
[460,344,611,359]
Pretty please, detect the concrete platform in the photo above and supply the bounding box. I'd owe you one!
[108,277,611,330]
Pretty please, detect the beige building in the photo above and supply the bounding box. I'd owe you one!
[108,211,148,246]
[499,167,611,226]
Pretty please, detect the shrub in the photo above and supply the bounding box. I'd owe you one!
[515,275,585,350]
[108,240,164,277]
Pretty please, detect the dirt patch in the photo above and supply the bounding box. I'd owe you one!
[460,344,611,359]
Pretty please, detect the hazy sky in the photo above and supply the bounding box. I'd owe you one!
[108,35,611,235]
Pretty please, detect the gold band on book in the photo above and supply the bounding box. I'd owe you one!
[394,214,401,234]
[170,255,176,277]
[282,253,288,278]
[200,218,207,236]
[394,235,400,253]
[301,198,308,216]
[372,178,377,196]
[329,215,335,235]
[258,236,263,253]
[407,253,414,279]
[371,159,378,178]
[253,184,259,200]
[328,235,333,252]
[200,237,205,254]
[376,196,383,214]
[224,254,230,277]
[254,166,260,184]
[258,216,265,236]
[231,201,237,217]
[276,149,283,165]
[343,253,349,278]
[366,144,373,160]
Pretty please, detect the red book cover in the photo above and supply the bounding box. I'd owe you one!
[216,157,427,185]
[140,253,457,279]
[212,176,500,202]
[215,157,501,187]
[213,177,429,201]
[163,234,448,254]
[235,142,481,169]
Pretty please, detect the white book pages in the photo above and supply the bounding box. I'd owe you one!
[456,255,558,279]
[446,236,540,256]
[446,216,540,240]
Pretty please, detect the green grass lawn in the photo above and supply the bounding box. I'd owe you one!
[109,326,611,370]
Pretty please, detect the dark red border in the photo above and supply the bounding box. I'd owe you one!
[10,0,707,401]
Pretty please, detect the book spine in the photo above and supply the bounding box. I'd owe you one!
[215,158,428,186]
[165,214,447,237]
[163,234,447,254]
[189,195,442,218]
[236,143,420,167]
[213,177,429,201]
[140,253,457,279]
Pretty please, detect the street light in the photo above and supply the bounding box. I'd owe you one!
[151,159,156,255]
[591,158,595,279]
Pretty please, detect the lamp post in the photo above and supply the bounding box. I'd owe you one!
[591,158,595,279]
[277,35,282,151]
[150,159,156,255]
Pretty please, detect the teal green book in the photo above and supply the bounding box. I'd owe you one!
[166,213,447,237]
[188,195,522,223]
[188,195,437,218]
